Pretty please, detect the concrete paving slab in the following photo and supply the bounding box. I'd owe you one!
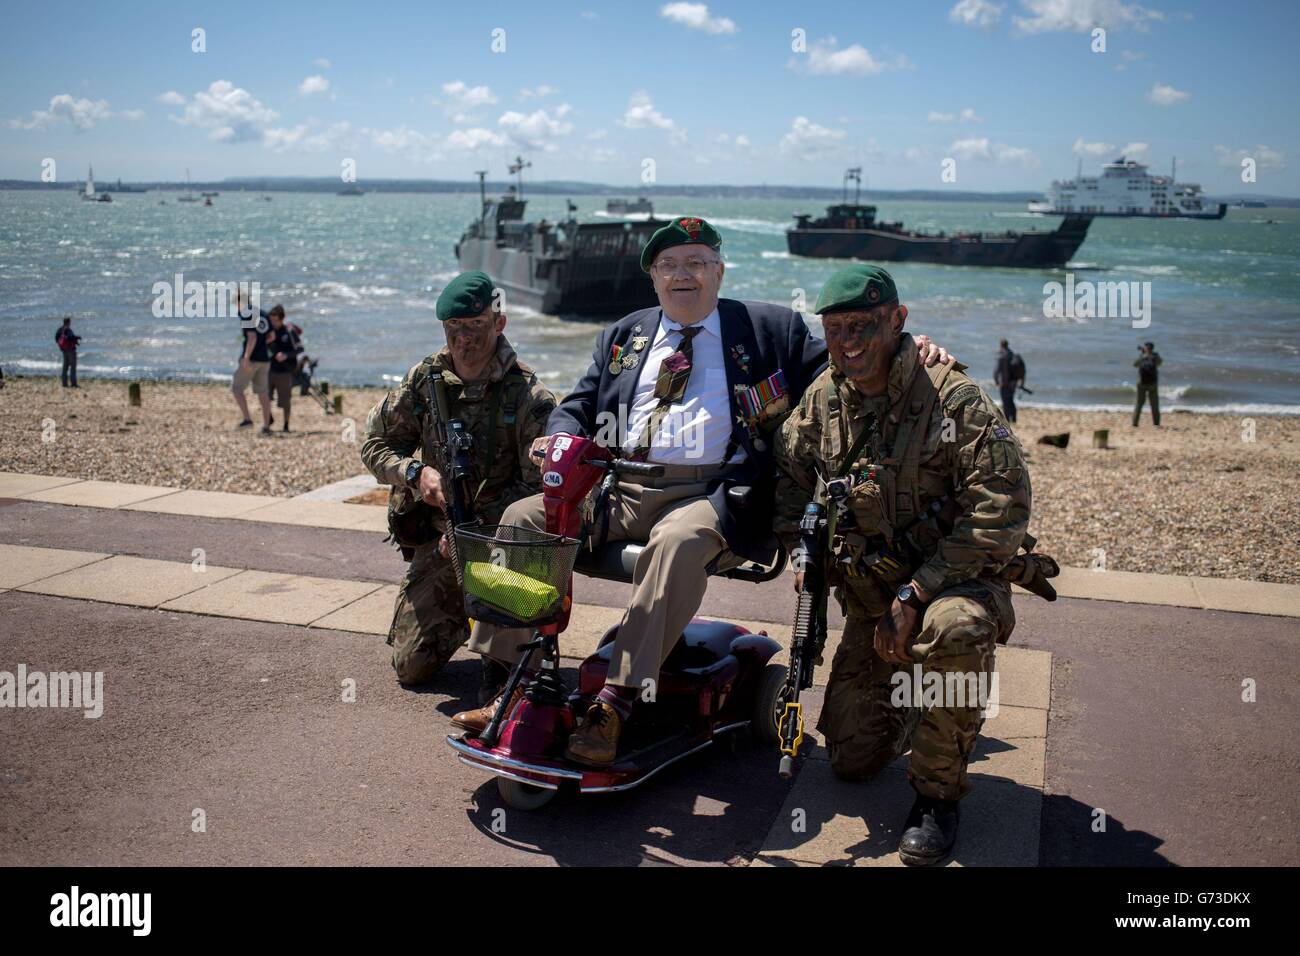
[293,473,383,502]
[160,570,382,626]
[18,555,241,608]
[1050,565,1202,608]
[121,489,282,519]
[238,499,386,532]
[0,473,83,498]
[22,480,180,509]
[0,543,110,589]
[310,584,399,634]
[755,760,1040,867]
[982,703,1048,739]
[1189,575,1300,618]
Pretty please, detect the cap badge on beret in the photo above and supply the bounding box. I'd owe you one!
[679,217,703,239]
[867,286,880,303]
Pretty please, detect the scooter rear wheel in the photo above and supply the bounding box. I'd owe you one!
[752,662,789,745]
[497,777,557,810]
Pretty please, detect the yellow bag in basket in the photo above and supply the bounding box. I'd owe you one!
[462,561,559,621]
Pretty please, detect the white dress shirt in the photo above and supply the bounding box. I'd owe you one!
[622,308,742,465]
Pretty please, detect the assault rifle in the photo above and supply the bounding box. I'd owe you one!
[778,478,849,779]
[427,371,476,560]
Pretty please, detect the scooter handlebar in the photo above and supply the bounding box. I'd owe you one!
[607,460,665,479]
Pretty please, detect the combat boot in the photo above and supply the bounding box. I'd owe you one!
[478,658,510,707]
[451,685,524,735]
[898,795,960,866]
[564,700,622,766]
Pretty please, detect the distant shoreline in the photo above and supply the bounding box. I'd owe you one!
[5,179,1297,205]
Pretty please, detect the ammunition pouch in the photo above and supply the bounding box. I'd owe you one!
[832,530,915,587]
[386,484,443,552]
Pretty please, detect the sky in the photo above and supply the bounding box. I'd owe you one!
[1,0,1297,194]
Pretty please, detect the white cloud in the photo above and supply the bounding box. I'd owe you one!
[298,75,330,96]
[313,58,332,69]
[365,125,442,163]
[173,80,279,143]
[448,127,508,150]
[802,38,913,75]
[440,80,498,123]
[519,85,558,100]
[950,137,1039,166]
[928,107,983,124]
[9,94,112,131]
[1119,141,1149,159]
[734,134,751,149]
[949,0,1005,28]
[619,90,686,143]
[120,109,145,121]
[1146,82,1189,106]
[156,91,185,106]
[659,3,737,35]
[498,105,574,151]
[1072,137,1115,158]
[1215,144,1286,171]
[779,116,846,160]
[1013,0,1164,34]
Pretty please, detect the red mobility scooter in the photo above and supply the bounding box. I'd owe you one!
[446,433,788,809]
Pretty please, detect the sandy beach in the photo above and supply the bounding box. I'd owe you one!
[3,375,1298,584]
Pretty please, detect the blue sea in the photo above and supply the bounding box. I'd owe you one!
[2,189,1298,413]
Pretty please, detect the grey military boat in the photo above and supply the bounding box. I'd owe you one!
[455,168,666,318]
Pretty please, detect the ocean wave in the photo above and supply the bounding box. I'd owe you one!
[707,217,789,236]
[760,250,792,259]
[1124,265,1180,276]
[1019,400,1300,416]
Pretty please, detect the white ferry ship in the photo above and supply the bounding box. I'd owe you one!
[1029,157,1226,219]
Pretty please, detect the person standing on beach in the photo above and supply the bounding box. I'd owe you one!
[993,339,1023,423]
[1133,341,1162,427]
[266,305,299,432]
[360,271,556,693]
[55,317,81,388]
[232,292,273,431]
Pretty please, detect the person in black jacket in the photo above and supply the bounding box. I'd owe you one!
[56,317,81,388]
[457,216,954,764]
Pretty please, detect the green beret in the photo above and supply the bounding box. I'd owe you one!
[814,264,899,314]
[639,216,722,272]
[436,270,496,322]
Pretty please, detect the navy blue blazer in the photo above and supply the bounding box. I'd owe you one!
[548,298,828,563]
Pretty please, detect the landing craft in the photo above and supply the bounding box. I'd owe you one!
[454,162,666,318]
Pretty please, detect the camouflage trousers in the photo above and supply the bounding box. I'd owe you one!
[387,542,470,685]
[817,578,1014,801]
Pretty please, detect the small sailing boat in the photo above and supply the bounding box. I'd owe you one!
[81,165,112,202]
[177,168,199,203]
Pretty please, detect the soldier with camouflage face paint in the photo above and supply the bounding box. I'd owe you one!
[361,271,556,693]
[774,264,1048,867]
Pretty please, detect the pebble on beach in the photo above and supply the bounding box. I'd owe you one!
[3,377,1298,584]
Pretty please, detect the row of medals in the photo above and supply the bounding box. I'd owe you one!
[609,326,649,376]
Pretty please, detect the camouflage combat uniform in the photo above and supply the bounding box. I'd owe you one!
[773,333,1034,801]
[361,336,555,684]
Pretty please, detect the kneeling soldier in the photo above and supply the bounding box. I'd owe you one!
[361,271,556,693]
[774,265,1054,866]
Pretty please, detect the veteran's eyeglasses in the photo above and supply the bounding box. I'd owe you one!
[650,256,721,278]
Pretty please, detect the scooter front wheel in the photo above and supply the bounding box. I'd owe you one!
[497,777,557,810]
[752,662,789,745]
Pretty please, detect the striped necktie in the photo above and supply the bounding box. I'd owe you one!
[630,324,703,460]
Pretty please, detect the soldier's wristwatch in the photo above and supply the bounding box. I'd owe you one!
[404,460,425,489]
[897,583,927,612]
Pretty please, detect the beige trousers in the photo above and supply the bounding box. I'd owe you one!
[467,478,738,689]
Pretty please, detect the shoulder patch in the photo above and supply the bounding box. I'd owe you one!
[944,381,984,411]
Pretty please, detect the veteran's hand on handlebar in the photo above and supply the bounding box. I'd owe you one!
[529,436,550,467]
[417,467,446,510]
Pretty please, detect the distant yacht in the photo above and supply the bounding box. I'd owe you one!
[1029,157,1226,219]
[80,165,112,202]
[177,168,200,203]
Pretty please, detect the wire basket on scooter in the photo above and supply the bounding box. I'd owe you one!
[451,524,580,627]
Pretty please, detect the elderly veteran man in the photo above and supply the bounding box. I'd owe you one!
[361,271,556,690]
[454,217,954,767]
[773,264,1055,866]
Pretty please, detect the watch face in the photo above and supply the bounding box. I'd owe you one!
[898,585,914,603]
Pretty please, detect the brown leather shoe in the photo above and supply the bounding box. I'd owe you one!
[451,685,524,735]
[564,700,623,766]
